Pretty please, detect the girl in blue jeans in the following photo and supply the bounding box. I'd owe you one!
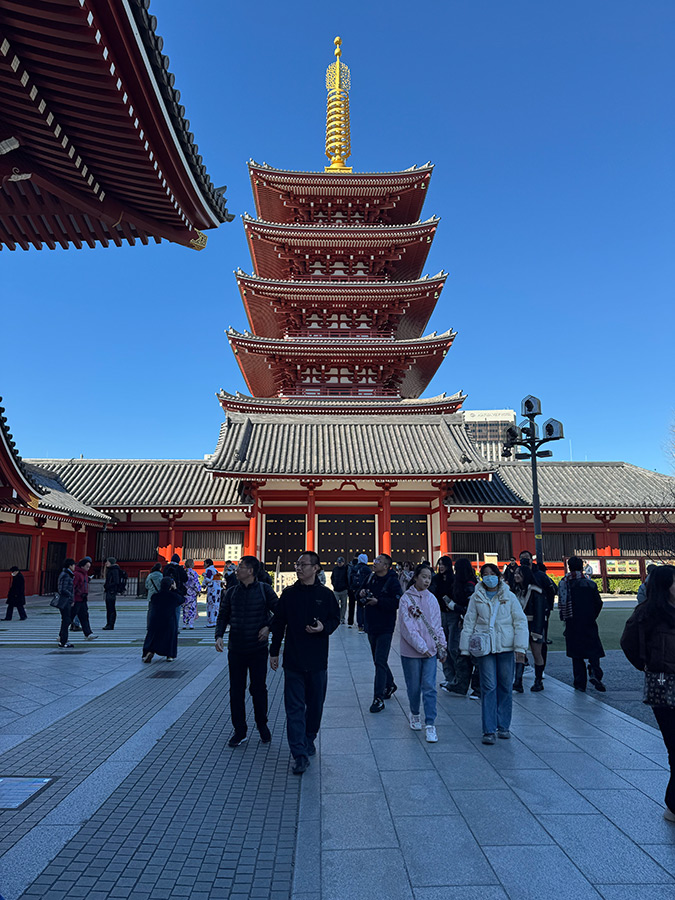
[459,564,529,745]
[399,564,448,743]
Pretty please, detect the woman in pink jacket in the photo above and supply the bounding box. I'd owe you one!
[399,563,448,742]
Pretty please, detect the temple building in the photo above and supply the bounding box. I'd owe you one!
[2,36,675,597]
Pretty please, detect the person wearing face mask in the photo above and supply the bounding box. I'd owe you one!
[398,563,447,742]
[460,564,528,745]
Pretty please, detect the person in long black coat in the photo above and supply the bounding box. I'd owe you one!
[142,576,184,663]
[558,556,605,691]
[4,567,26,620]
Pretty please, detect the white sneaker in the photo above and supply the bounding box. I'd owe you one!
[425,725,438,743]
[664,808,675,822]
[409,714,422,731]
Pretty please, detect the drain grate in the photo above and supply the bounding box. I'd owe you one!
[148,670,188,679]
[0,777,52,810]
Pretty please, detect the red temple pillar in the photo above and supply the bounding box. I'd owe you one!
[247,497,258,557]
[161,513,184,561]
[432,482,451,559]
[300,481,322,553]
[30,516,47,594]
[375,482,397,556]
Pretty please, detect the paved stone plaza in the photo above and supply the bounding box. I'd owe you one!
[1,595,674,900]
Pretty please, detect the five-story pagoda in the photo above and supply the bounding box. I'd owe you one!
[208,38,492,568]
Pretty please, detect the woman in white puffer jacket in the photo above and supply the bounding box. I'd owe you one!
[460,563,528,745]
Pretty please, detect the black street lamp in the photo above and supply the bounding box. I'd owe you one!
[502,395,565,565]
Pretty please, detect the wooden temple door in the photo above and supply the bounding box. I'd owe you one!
[43,541,67,594]
[264,515,306,570]
[390,516,428,564]
[317,516,376,567]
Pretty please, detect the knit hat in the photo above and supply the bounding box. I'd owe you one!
[357,554,368,564]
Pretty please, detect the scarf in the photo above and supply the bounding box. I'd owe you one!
[558,571,586,621]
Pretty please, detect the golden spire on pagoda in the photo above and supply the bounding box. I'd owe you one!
[325,36,352,173]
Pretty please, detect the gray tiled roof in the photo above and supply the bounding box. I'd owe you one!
[206,412,493,478]
[450,462,675,510]
[25,466,111,523]
[25,460,245,511]
[0,397,45,498]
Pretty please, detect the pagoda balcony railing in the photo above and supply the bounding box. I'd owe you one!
[283,328,395,341]
[287,386,400,398]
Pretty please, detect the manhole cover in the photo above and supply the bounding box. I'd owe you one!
[149,670,188,678]
[0,777,52,809]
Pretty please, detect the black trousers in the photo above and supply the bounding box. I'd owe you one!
[105,593,117,628]
[347,590,356,626]
[284,667,328,759]
[572,657,603,689]
[70,600,92,636]
[653,707,675,814]
[4,602,27,620]
[228,647,269,734]
[59,606,71,645]
[367,632,394,700]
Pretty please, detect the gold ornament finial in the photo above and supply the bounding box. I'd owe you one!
[325,35,352,173]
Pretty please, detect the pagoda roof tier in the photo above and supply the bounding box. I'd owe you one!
[207,410,492,480]
[217,390,466,417]
[243,216,439,281]
[0,0,232,251]
[227,330,455,399]
[235,271,447,340]
[248,161,433,225]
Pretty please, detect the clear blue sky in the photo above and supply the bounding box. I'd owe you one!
[3,0,673,472]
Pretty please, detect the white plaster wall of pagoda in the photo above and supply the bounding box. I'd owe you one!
[18,515,35,527]
[44,519,59,529]
[0,512,15,524]
[58,522,76,532]
[481,511,516,523]
[128,513,166,523]
[215,512,245,523]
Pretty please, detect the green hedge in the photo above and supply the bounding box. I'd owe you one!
[607,577,641,594]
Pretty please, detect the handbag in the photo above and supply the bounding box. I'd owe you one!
[408,593,446,660]
[468,600,500,657]
[50,592,69,611]
[638,622,675,707]
[643,671,675,708]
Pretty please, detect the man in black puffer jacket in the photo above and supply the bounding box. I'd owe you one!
[270,551,340,775]
[215,556,278,748]
[360,553,403,713]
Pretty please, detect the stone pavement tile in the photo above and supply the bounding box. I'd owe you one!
[320,726,372,755]
[321,792,397,850]
[569,736,666,771]
[595,887,675,900]
[370,738,434,771]
[321,705,363,728]
[535,711,608,739]
[484,846,602,899]
[470,738,550,770]
[413,889,509,900]
[500,769,596,814]
[509,724,578,754]
[581,789,675,843]
[320,752,381,794]
[433,753,507,790]
[537,813,674,884]
[451,790,554,846]
[322,848,414,900]
[362,712,419,740]
[380,769,459,817]
[535,752,631,790]
[323,690,358,708]
[394,815,498,886]
[612,769,669,804]
[641,844,675,876]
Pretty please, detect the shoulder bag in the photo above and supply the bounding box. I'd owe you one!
[468,600,500,657]
[407,592,447,660]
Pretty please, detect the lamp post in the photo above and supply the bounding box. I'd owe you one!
[502,396,565,565]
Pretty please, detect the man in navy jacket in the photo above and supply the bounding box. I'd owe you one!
[360,553,403,713]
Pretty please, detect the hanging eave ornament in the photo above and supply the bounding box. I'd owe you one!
[325,36,353,173]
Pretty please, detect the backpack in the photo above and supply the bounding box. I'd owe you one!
[117,569,128,595]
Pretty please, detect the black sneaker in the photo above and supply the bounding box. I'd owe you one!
[259,725,272,744]
[383,683,398,700]
[228,732,248,748]
[70,624,82,632]
[101,625,113,631]
[292,756,310,775]
[307,739,316,757]
[590,677,606,692]
[369,698,385,714]
[58,642,74,649]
